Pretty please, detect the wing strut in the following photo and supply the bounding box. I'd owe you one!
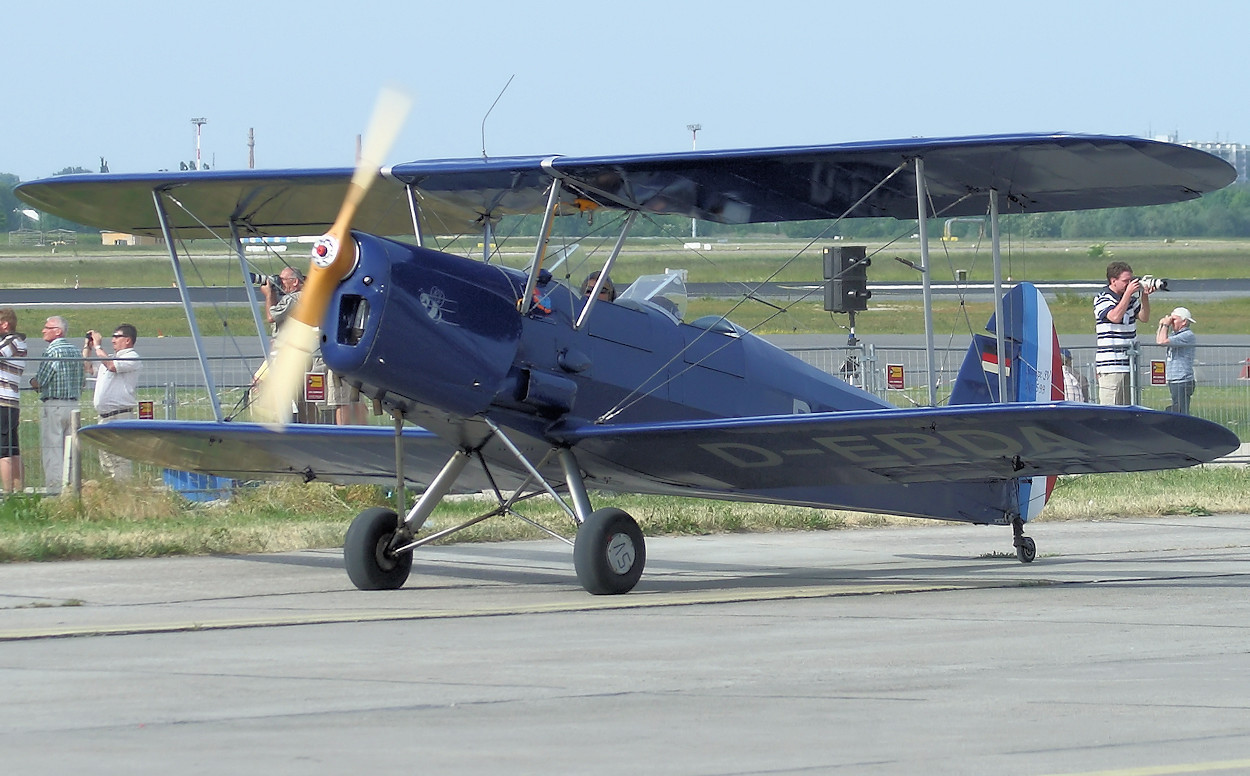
[228,220,273,364]
[152,189,224,422]
[914,158,937,407]
[518,179,563,313]
[574,210,637,330]
[404,183,424,247]
[989,189,1008,403]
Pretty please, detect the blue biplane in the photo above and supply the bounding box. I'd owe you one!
[16,95,1239,594]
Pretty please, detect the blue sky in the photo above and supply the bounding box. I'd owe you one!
[4,0,1246,181]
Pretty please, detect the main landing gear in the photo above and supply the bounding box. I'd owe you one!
[342,418,646,595]
[1013,517,1036,564]
[344,507,413,590]
[574,508,646,594]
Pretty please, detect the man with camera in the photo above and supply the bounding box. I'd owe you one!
[84,324,141,480]
[257,266,320,422]
[1093,261,1156,406]
[262,266,303,335]
[1155,307,1197,415]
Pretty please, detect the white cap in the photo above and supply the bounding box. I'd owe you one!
[1171,307,1196,323]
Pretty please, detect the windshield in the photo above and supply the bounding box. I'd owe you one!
[617,271,687,321]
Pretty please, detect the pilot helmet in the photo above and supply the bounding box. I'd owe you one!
[582,271,616,300]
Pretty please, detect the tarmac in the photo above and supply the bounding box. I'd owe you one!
[4,515,1250,774]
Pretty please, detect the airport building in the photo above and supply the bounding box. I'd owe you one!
[1161,136,1250,183]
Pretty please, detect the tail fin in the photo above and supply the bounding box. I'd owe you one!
[950,281,1063,405]
[949,282,1063,521]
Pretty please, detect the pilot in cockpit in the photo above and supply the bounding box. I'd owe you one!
[581,271,616,302]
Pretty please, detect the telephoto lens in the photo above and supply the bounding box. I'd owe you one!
[250,273,284,298]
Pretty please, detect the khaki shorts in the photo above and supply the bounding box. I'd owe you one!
[324,370,354,407]
[1097,371,1131,406]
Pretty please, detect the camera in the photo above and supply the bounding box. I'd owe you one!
[84,331,94,347]
[1138,275,1169,293]
[250,272,284,300]
[249,272,281,288]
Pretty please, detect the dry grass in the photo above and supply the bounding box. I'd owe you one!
[1039,468,1250,521]
[1,467,1244,562]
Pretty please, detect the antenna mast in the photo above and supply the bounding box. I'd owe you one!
[481,74,515,159]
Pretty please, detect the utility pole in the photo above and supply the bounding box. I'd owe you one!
[248,128,255,169]
[191,117,207,170]
[686,123,701,239]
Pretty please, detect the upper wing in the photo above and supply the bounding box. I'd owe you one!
[17,134,1234,238]
[556,403,1240,492]
[77,420,519,491]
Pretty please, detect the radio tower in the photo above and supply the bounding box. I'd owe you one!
[191,117,207,170]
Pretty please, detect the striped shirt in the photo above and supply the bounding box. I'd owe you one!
[1093,287,1141,373]
[33,337,84,400]
[0,333,26,409]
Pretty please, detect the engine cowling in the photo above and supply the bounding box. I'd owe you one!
[321,233,524,418]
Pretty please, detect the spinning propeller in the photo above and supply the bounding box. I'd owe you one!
[256,87,412,425]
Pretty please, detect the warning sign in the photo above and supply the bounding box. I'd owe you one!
[138,400,155,420]
[887,364,905,390]
[305,372,326,402]
[1151,360,1166,386]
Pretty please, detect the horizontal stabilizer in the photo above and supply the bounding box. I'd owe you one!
[558,403,1238,490]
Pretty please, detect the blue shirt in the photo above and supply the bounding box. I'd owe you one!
[1163,328,1196,383]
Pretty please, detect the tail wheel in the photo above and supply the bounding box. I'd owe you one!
[344,507,413,590]
[573,508,646,595]
[1012,517,1036,564]
[1016,536,1037,564]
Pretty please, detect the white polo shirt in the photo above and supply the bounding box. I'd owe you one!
[92,347,142,413]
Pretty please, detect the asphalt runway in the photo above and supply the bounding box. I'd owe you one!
[4,516,1250,774]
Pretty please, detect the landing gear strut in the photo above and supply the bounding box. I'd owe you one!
[1013,518,1036,564]
[343,418,648,595]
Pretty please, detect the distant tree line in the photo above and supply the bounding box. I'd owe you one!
[0,168,92,233]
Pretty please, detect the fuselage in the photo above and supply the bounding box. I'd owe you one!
[320,234,889,445]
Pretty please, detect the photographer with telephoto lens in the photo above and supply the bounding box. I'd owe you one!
[250,272,284,300]
[262,267,303,336]
[1093,261,1157,406]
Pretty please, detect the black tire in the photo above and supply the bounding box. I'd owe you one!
[573,508,645,595]
[344,507,413,590]
[1016,535,1037,564]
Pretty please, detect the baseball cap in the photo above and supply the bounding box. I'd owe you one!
[1170,307,1196,323]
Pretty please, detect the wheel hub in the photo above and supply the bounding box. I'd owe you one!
[374,534,398,571]
[605,532,636,574]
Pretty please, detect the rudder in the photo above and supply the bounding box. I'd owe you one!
[948,282,1063,522]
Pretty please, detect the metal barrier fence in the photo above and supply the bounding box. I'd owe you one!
[10,344,1249,493]
[10,354,355,493]
[790,343,1250,440]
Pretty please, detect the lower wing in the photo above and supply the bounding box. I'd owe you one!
[77,420,511,491]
